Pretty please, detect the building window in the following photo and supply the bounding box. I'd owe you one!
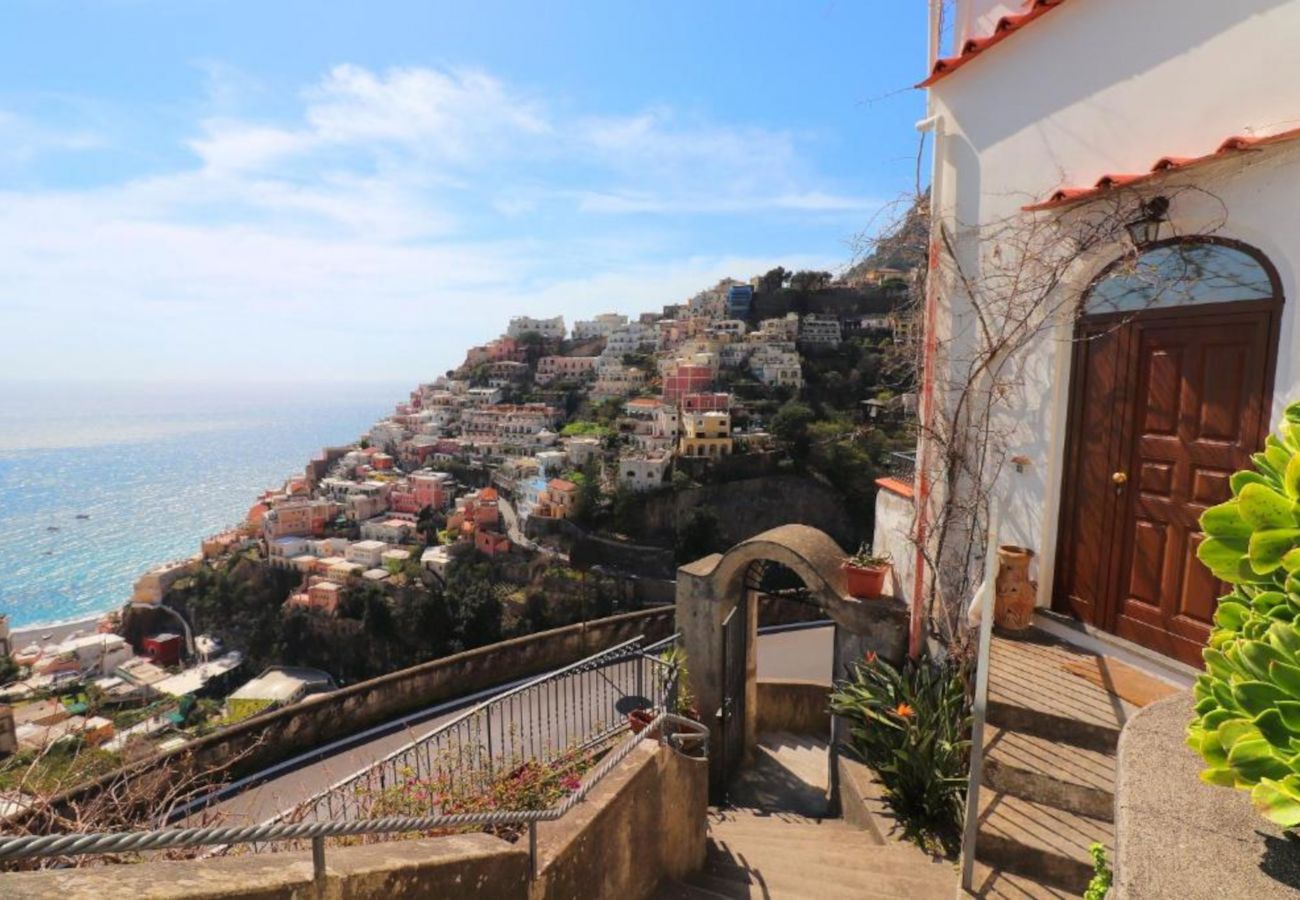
[1085,239,1275,316]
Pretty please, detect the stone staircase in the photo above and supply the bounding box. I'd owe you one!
[655,732,956,899]
[966,630,1179,898]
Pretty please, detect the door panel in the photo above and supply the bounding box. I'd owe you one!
[1112,314,1271,665]
[1055,302,1277,667]
[1054,323,1127,624]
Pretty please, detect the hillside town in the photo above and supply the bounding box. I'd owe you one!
[0,260,919,790]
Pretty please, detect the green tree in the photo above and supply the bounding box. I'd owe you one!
[675,508,723,564]
[771,400,816,460]
[443,557,504,650]
[416,504,441,547]
[758,266,790,294]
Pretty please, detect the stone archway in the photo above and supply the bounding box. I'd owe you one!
[675,524,910,794]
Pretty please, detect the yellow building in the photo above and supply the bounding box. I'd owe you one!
[678,411,733,458]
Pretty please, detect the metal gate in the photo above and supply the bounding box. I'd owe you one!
[718,593,747,804]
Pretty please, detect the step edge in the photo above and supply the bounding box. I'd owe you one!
[982,757,1116,822]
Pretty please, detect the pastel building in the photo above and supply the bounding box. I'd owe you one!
[573,313,628,340]
[506,315,566,340]
[662,363,714,404]
[535,355,598,385]
[679,411,734,458]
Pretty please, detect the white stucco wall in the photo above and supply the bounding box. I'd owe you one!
[928,0,1300,608]
[873,486,916,606]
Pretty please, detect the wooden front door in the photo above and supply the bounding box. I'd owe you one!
[1054,301,1279,666]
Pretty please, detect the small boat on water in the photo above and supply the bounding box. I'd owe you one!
[46,525,60,532]
[75,514,90,520]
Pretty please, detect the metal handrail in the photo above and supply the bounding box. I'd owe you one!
[0,712,709,884]
[244,634,672,838]
[958,508,1000,892]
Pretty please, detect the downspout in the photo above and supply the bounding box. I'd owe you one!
[910,0,945,658]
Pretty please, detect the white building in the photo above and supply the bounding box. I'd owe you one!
[603,322,657,357]
[798,314,842,347]
[564,436,603,468]
[572,313,628,340]
[749,344,803,389]
[359,518,415,544]
[617,453,673,492]
[346,539,387,569]
[421,544,455,580]
[506,315,566,341]
[894,0,1300,670]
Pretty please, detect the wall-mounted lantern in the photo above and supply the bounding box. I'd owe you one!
[1125,196,1170,248]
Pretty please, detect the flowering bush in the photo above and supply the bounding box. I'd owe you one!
[829,652,970,855]
[348,743,598,843]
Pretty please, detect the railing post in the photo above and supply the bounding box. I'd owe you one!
[312,835,327,897]
[959,506,1001,893]
[528,821,538,880]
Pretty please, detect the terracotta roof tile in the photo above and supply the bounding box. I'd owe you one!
[919,0,1067,88]
[1024,124,1300,211]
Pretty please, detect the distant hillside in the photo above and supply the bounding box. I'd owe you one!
[844,192,929,280]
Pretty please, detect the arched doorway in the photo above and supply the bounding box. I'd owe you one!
[1053,237,1284,666]
[675,524,911,799]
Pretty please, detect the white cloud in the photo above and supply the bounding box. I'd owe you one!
[0,63,881,381]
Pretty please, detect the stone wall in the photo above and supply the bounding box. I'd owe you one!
[755,679,831,736]
[5,833,530,900]
[48,607,676,818]
[7,743,708,900]
[644,473,858,551]
[532,742,708,900]
[1115,692,1300,899]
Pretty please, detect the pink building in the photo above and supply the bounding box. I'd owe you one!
[475,530,511,556]
[681,392,732,413]
[662,364,714,404]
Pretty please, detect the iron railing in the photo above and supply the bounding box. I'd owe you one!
[885,450,917,482]
[0,711,709,885]
[244,635,679,840]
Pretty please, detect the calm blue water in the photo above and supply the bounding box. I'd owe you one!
[0,381,406,629]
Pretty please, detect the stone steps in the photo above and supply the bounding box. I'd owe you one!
[968,631,1166,897]
[982,726,1117,821]
[657,731,956,899]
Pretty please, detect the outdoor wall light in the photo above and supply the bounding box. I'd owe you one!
[1125,196,1170,248]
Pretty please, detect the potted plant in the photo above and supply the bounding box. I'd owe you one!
[627,706,659,737]
[842,544,892,599]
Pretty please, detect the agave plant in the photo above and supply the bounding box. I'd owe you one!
[1190,400,1300,826]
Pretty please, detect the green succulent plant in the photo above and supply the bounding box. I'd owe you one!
[1190,400,1300,826]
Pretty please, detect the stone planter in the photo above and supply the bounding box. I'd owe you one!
[993,545,1035,631]
[842,562,890,599]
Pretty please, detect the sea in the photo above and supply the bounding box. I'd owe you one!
[0,380,408,630]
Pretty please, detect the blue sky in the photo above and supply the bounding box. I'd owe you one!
[0,1,928,384]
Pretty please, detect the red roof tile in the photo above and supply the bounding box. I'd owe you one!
[919,0,1067,88]
[1023,125,1300,211]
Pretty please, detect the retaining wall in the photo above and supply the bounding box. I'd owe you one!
[46,607,676,819]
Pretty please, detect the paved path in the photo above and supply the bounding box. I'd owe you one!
[192,624,833,827]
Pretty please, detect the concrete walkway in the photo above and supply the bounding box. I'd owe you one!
[656,732,956,899]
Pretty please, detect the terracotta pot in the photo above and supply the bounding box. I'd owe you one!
[628,708,659,737]
[994,545,1035,631]
[842,561,890,599]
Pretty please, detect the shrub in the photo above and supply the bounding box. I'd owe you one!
[1190,400,1300,826]
[1083,843,1113,900]
[829,653,970,854]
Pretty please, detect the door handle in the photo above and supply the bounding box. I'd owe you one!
[1112,471,1128,486]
